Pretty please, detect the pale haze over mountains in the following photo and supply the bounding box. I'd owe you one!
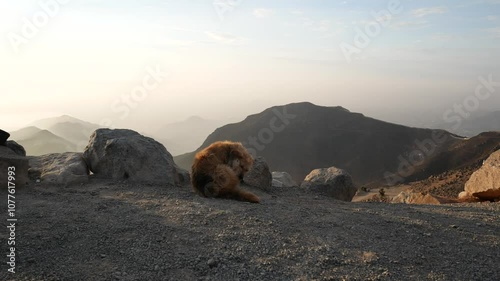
[7,105,500,157]
[8,115,231,156]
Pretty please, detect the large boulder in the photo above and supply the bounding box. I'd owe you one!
[392,191,458,205]
[6,141,26,157]
[463,150,500,200]
[28,153,89,186]
[243,157,272,190]
[0,145,29,188]
[83,129,189,185]
[272,171,298,188]
[300,167,357,201]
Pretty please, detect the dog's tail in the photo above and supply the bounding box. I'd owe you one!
[226,188,260,203]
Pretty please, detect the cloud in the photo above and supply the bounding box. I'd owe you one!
[475,0,500,3]
[486,15,498,21]
[486,27,500,38]
[205,31,245,44]
[391,20,430,30]
[314,20,331,32]
[456,0,500,8]
[253,8,273,18]
[290,10,304,16]
[411,7,448,18]
[432,33,459,42]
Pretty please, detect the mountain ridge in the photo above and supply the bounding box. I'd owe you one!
[174,102,499,187]
[15,129,76,156]
[29,115,100,130]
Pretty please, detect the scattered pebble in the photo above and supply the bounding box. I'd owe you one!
[207,258,218,268]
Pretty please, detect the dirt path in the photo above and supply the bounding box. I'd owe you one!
[1,180,499,281]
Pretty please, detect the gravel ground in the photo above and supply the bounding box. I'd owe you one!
[1,180,499,281]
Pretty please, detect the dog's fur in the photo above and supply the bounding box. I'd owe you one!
[191,141,260,203]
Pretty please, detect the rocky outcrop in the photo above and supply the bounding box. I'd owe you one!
[83,129,189,186]
[0,129,9,145]
[272,171,298,188]
[392,191,458,205]
[6,141,26,157]
[0,145,29,188]
[300,167,357,201]
[243,157,272,190]
[28,153,89,186]
[463,150,500,201]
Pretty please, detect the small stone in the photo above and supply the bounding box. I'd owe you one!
[450,225,458,229]
[154,265,160,271]
[100,254,106,258]
[207,258,217,268]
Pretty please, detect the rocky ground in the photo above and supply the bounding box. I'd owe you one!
[407,166,481,198]
[352,165,482,203]
[1,180,499,281]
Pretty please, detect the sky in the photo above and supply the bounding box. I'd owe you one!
[1,0,499,131]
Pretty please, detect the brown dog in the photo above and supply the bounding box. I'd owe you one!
[191,141,260,203]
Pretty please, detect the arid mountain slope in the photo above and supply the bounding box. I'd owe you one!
[406,132,500,183]
[176,103,463,185]
[384,133,500,199]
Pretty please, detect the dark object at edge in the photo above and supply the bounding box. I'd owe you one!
[0,129,10,146]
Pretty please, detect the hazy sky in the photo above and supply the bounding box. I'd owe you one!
[1,0,499,131]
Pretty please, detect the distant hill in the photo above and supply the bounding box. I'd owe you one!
[152,116,233,156]
[10,126,43,141]
[10,115,223,157]
[433,111,500,137]
[9,115,225,157]
[30,115,99,131]
[16,130,76,156]
[175,102,500,186]
[8,115,100,156]
[31,115,100,151]
[48,122,99,151]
